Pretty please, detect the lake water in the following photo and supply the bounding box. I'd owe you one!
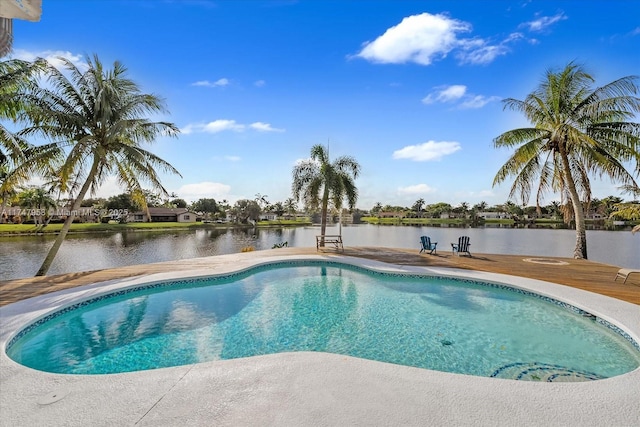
[0,224,638,280]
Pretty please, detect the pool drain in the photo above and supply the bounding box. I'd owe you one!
[490,362,604,382]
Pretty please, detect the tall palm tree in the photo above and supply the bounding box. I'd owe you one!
[493,62,640,259]
[292,144,360,245]
[20,54,181,276]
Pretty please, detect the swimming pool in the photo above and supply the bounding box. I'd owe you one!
[6,260,640,381]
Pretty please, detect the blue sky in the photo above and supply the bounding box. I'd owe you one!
[9,0,640,210]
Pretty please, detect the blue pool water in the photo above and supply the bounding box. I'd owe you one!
[6,261,640,381]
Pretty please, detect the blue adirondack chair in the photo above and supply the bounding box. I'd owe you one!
[451,236,471,256]
[419,236,437,254]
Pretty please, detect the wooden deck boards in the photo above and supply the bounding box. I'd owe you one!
[1,247,638,306]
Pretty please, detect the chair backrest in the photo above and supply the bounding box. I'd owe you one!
[420,235,430,248]
[458,236,470,251]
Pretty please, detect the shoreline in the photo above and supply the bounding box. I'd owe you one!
[1,217,636,237]
[2,247,639,306]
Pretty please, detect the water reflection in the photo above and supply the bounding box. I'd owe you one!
[0,223,638,279]
[219,270,359,359]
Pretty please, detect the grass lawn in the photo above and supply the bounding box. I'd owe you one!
[359,216,501,226]
[0,219,312,235]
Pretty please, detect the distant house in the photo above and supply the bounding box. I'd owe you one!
[477,211,509,220]
[259,213,278,221]
[127,207,196,223]
[586,213,604,220]
[378,211,404,219]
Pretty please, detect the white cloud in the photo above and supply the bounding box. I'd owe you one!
[254,80,266,87]
[180,120,244,134]
[249,122,285,132]
[398,184,437,195]
[191,78,229,87]
[224,155,241,162]
[392,141,461,161]
[355,12,537,66]
[459,95,501,109]
[179,124,197,135]
[422,85,467,104]
[10,49,87,71]
[422,85,499,109]
[520,13,567,32]
[181,119,285,134]
[355,13,471,65]
[203,119,244,133]
[457,43,509,65]
[173,181,232,203]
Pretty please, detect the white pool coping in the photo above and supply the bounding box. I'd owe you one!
[1,253,639,426]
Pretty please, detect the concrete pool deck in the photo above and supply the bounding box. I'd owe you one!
[1,249,639,426]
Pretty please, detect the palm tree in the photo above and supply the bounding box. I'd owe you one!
[611,184,640,233]
[0,58,52,216]
[292,144,360,245]
[458,201,469,218]
[19,54,181,276]
[16,185,57,227]
[284,197,297,218]
[493,62,640,259]
[412,198,425,217]
[0,59,40,166]
[371,202,383,216]
[254,193,269,210]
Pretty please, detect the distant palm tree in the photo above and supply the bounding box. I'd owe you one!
[17,186,57,226]
[412,198,425,217]
[493,62,640,259]
[284,197,297,218]
[254,193,269,209]
[20,54,181,276]
[292,144,360,245]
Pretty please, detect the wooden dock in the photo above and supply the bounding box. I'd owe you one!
[1,247,638,306]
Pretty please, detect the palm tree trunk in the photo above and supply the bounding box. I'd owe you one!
[1,195,8,223]
[319,188,330,247]
[559,145,588,259]
[35,159,98,276]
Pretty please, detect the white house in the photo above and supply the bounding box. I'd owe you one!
[259,213,278,221]
[477,211,509,219]
[127,207,197,223]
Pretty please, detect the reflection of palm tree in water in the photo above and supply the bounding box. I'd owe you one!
[220,266,359,359]
[289,268,358,351]
[23,297,151,373]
